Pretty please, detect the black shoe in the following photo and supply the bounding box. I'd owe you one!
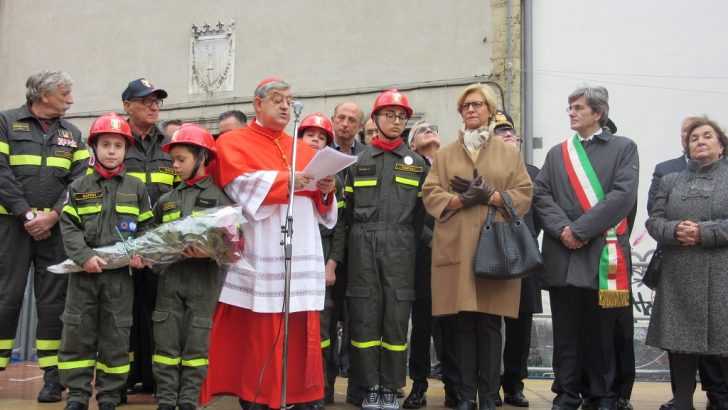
[65,402,88,410]
[503,390,529,407]
[444,387,459,408]
[381,388,401,410]
[403,387,427,409]
[707,400,728,410]
[157,405,176,410]
[493,393,502,407]
[616,397,633,410]
[99,402,116,410]
[478,400,496,410]
[179,405,197,410]
[38,367,64,403]
[455,400,476,410]
[659,398,675,410]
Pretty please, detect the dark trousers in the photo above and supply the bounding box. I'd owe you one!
[126,268,157,391]
[0,219,66,371]
[433,315,460,394]
[408,296,432,390]
[550,286,618,410]
[456,312,501,404]
[502,311,533,394]
[671,353,728,410]
[668,351,728,403]
[613,305,635,400]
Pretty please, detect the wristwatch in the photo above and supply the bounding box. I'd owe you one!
[24,210,36,223]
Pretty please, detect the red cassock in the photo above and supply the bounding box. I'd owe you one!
[200,122,327,407]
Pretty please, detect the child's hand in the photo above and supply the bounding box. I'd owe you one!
[82,255,107,273]
[182,245,208,259]
[129,254,146,269]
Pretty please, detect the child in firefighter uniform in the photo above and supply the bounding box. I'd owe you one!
[345,90,427,410]
[298,113,346,404]
[150,124,232,410]
[58,113,152,410]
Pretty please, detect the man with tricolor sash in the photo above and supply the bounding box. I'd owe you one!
[534,86,639,410]
[0,69,89,403]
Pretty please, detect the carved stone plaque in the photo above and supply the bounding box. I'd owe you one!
[189,20,235,95]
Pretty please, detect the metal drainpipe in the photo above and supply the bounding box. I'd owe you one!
[506,0,513,114]
[522,0,534,164]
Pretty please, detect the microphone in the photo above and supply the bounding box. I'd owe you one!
[293,100,304,118]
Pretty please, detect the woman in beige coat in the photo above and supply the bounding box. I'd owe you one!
[422,83,532,410]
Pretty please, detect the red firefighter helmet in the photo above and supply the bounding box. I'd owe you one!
[298,112,334,145]
[87,112,134,147]
[371,89,413,119]
[162,123,217,159]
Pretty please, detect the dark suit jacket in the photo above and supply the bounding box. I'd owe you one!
[521,164,543,313]
[534,128,639,289]
[647,155,686,214]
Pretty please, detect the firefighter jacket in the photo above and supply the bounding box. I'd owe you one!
[124,125,176,206]
[60,169,153,267]
[319,174,346,264]
[0,104,90,217]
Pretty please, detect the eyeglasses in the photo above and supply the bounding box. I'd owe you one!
[460,101,486,112]
[132,98,163,108]
[415,124,438,135]
[566,104,589,113]
[378,112,408,123]
[265,93,293,107]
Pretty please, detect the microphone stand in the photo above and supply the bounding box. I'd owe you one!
[280,100,303,409]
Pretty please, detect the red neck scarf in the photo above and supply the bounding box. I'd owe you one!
[370,136,403,152]
[94,162,126,180]
[185,174,208,186]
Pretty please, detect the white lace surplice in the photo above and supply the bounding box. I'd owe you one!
[220,171,337,313]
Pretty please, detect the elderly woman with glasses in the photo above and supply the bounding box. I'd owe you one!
[646,117,728,410]
[422,84,532,410]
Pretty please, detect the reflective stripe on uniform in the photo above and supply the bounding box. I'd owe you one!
[0,141,9,155]
[337,200,345,209]
[78,204,102,215]
[150,173,175,185]
[9,154,41,166]
[85,167,93,175]
[418,191,423,198]
[138,210,153,222]
[162,211,181,222]
[181,358,209,367]
[0,339,14,349]
[36,339,61,350]
[58,359,96,370]
[96,361,130,374]
[127,172,146,183]
[38,355,58,367]
[321,339,331,349]
[73,150,90,162]
[381,341,408,352]
[344,186,354,193]
[115,205,139,215]
[395,176,419,187]
[0,357,9,368]
[62,205,80,223]
[0,205,8,215]
[351,339,381,349]
[46,157,71,169]
[152,354,181,366]
[129,352,135,362]
[353,180,377,188]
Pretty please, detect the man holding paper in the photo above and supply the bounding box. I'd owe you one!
[200,77,339,409]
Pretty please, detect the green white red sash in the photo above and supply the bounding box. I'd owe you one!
[561,134,630,308]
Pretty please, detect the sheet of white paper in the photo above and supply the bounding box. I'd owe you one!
[301,146,358,189]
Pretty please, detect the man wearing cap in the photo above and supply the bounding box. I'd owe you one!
[534,86,639,410]
[0,69,89,403]
[200,77,337,409]
[488,110,542,408]
[120,78,173,395]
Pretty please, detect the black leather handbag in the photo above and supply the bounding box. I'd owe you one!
[474,192,543,279]
[642,247,662,290]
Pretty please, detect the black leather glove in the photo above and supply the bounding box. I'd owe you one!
[449,175,472,194]
[458,176,495,208]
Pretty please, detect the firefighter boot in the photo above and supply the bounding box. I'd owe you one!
[38,367,64,403]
